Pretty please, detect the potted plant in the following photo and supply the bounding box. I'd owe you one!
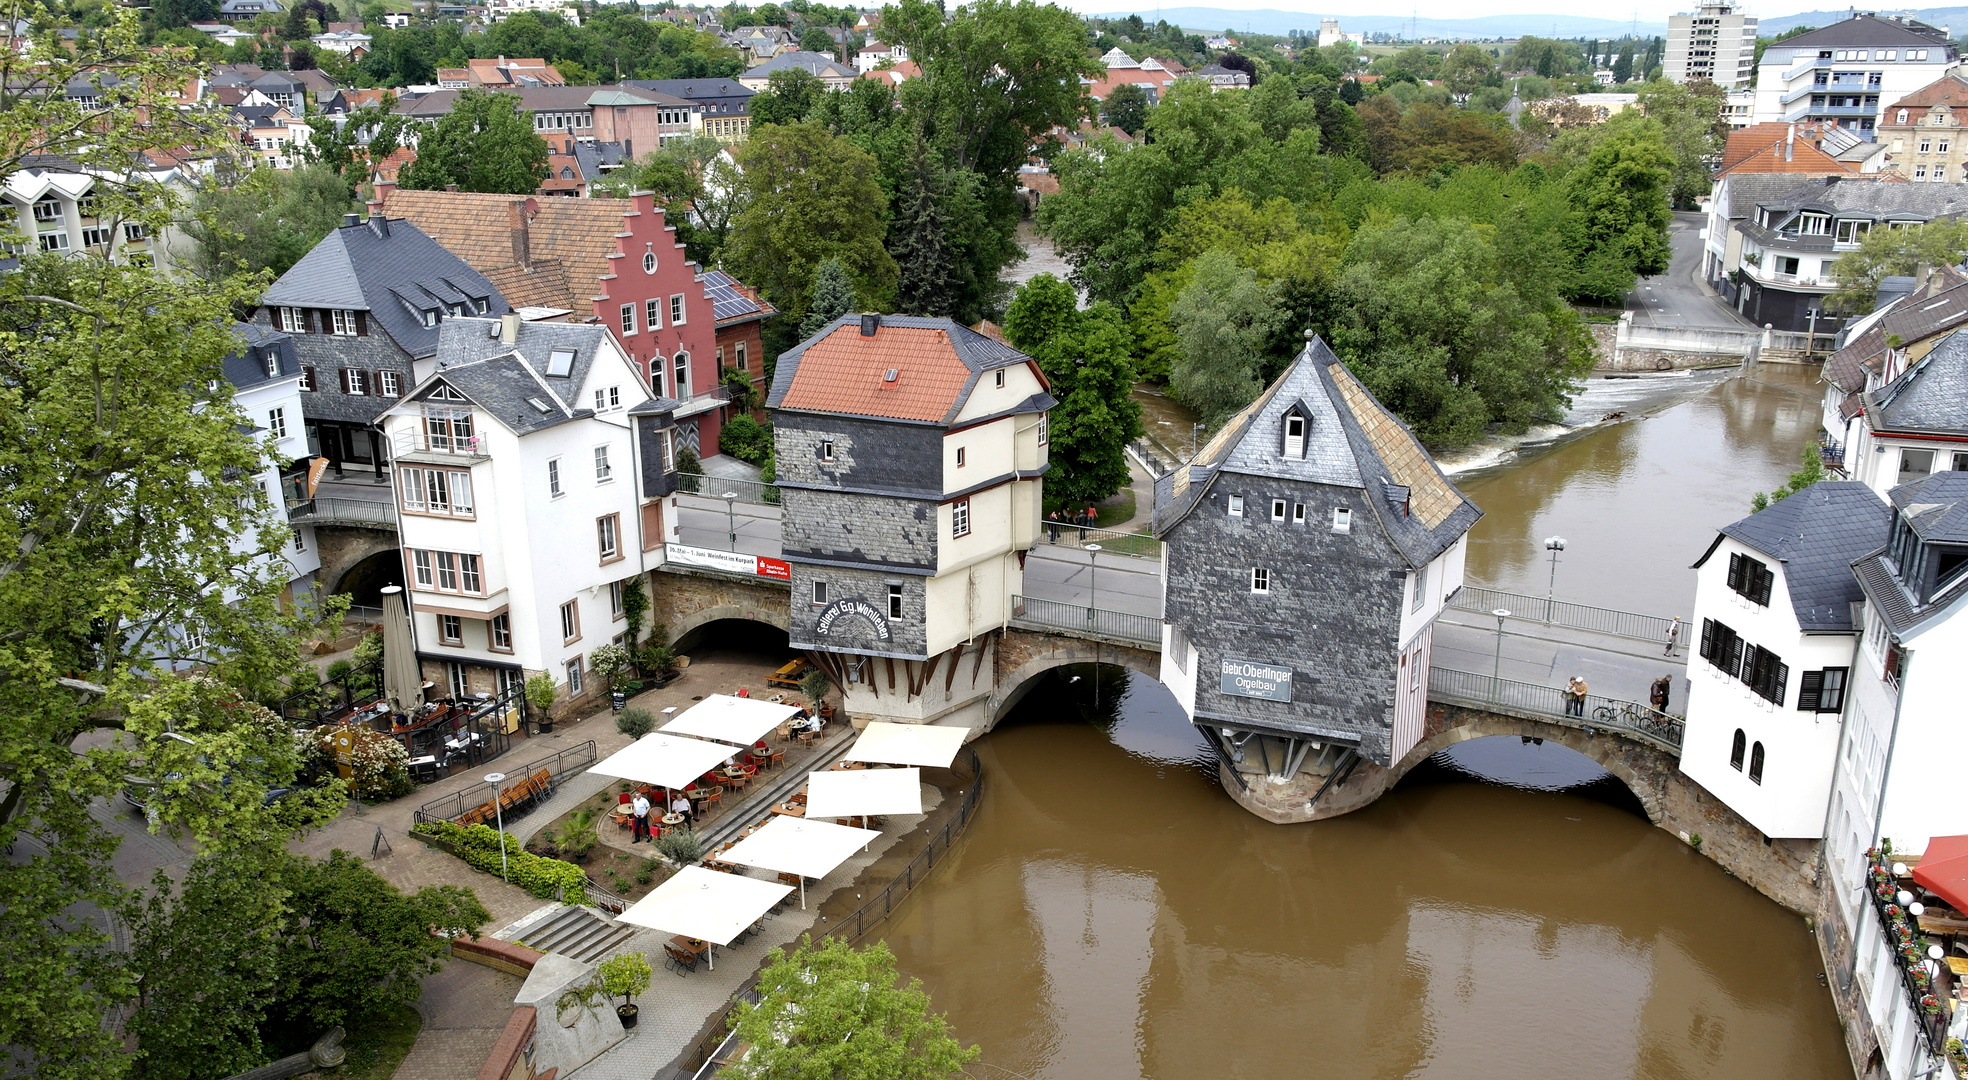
[801,667,834,718]
[590,644,635,710]
[598,952,653,1030]
[525,673,559,733]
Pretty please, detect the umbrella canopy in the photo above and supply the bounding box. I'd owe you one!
[616,865,792,946]
[589,732,735,790]
[1912,834,1968,913]
[844,721,969,768]
[380,586,421,713]
[660,693,802,748]
[804,767,923,819]
[721,815,880,881]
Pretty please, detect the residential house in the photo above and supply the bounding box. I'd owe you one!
[218,0,283,20]
[1823,324,1968,496]
[0,155,184,270]
[1703,159,1860,304]
[725,25,794,62]
[487,0,580,23]
[1819,471,1968,1080]
[1666,0,1758,89]
[1821,269,1968,479]
[1526,92,1643,127]
[311,28,372,56]
[853,40,907,73]
[1724,88,1756,129]
[767,314,1054,727]
[1681,482,1890,838]
[702,268,774,402]
[1749,14,1959,138]
[1316,18,1365,48]
[397,86,698,161]
[1877,73,1968,183]
[210,68,314,114]
[234,103,310,170]
[379,313,677,707]
[1154,335,1481,818]
[623,78,753,143]
[1724,175,1968,331]
[1193,63,1252,90]
[252,212,511,483]
[735,50,857,92]
[375,186,740,453]
[462,56,567,88]
[1084,47,1179,103]
[222,323,324,607]
[859,61,920,89]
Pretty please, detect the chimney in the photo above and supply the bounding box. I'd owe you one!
[508,199,531,269]
[860,313,880,336]
[342,212,359,227]
[445,183,458,193]
[1785,123,1794,162]
[500,311,520,344]
[367,210,389,238]
[370,174,396,210]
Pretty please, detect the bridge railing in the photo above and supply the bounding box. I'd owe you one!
[1449,585,1684,648]
[1010,595,1161,645]
[1428,666,1685,753]
[1035,524,1161,560]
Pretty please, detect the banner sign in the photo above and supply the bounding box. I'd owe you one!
[668,543,789,581]
[1220,658,1293,702]
[305,456,329,498]
[814,598,892,641]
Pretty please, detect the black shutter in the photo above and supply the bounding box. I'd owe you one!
[1797,670,1823,711]
[1727,553,1746,593]
[301,365,315,392]
[1700,618,1716,663]
[338,367,351,393]
[1726,634,1745,680]
[355,310,369,336]
[1754,565,1775,606]
[1772,661,1789,706]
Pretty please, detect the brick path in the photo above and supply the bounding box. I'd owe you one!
[389,961,522,1080]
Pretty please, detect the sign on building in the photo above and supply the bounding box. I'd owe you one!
[1220,658,1293,702]
[667,543,790,580]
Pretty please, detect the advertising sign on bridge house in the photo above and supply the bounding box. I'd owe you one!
[814,598,892,641]
[1220,658,1293,702]
[667,543,791,580]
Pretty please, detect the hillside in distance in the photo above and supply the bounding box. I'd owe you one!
[1758,7,1966,34]
[1088,7,1654,39]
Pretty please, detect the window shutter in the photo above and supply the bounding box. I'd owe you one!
[1773,661,1789,706]
[355,310,368,336]
[358,370,373,395]
[1727,553,1745,592]
[1755,566,1775,606]
[1700,618,1715,662]
[338,367,351,393]
[1797,670,1823,711]
[1725,634,1744,680]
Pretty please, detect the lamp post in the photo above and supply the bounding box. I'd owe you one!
[722,492,740,551]
[485,772,508,881]
[1085,544,1103,710]
[1490,608,1511,703]
[1543,536,1567,622]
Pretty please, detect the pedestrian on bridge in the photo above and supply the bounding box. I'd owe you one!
[1664,616,1682,656]
[1650,675,1672,716]
[1046,510,1062,542]
[1566,676,1588,717]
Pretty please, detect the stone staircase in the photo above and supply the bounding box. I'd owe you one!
[509,903,637,963]
[696,735,854,849]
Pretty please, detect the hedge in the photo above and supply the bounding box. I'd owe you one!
[412,820,589,902]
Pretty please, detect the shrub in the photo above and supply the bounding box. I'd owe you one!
[616,707,657,740]
[719,414,773,465]
[411,820,589,900]
[654,827,704,866]
[598,952,653,1007]
[589,643,634,690]
[318,723,410,800]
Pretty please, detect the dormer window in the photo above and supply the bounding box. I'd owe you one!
[546,349,575,377]
[421,309,438,327]
[1283,410,1306,459]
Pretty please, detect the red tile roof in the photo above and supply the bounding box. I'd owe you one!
[1720,123,1857,176]
[1887,73,1968,112]
[780,324,977,422]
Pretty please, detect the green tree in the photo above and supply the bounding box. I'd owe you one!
[1004,274,1143,505]
[1440,43,1496,101]
[799,257,857,338]
[889,135,955,318]
[750,67,826,127]
[727,122,897,322]
[1612,42,1635,84]
[727,937,978,1079]
[1825,218,1968,314]
[184,161,360,284]
[1562,117,1673,303]
[620,135,742,266]
[303,97,405,187]
[1103,81,1148,135]
[1752,447,1831,512]
[799,25,835,53]
[399,88,548,194]
[1635,78,1727,207]
[1168,250,1277,424]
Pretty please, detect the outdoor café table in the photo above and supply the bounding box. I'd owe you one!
[721,766,752,789]
[686,786,716,800]
[663,812,686,827]
[670,935,709,957]
[768,801,807,818]
[829,761,868,771]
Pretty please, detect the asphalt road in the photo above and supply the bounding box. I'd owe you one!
[1626,211,1752,331]
[1022,545,1164,616]
[673,495,784,558]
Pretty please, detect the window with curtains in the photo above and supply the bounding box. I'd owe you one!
[399,467,475,517]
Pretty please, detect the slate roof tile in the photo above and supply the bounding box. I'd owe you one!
[1867,325,1968,436]
[262,217,509,358]
[1712,480,1890,631]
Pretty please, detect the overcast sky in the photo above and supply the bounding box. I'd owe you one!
[1056,0,1785,27]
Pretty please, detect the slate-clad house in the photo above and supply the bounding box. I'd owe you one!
[1827,324,1968,497]
[1154,335,1481,820]
[253,212,510,481]
[768,314,1053,726]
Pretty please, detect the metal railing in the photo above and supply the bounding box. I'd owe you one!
[1428,666,1685,752]
[392,430,487,457]
[1011,594,1161,645]
[1865,853,1948,1056]
[670,749,986,1077]
[411,740,597,826]
[1820,440,1847,467]
[1448,584,1685,648]
[675,471,780,505]
[281,657,384,727]
[1036,523,1161,559]
[287,496,397,527]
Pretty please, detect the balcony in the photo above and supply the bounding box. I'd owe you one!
[1863,848,1951,1057]
[1783,55,1833,80]
[1784,103,1879,122]
[288,496,397,528]
[393,430,489,464]
[1740,220,1837,253]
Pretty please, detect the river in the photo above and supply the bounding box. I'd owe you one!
[871,353,1852,1076]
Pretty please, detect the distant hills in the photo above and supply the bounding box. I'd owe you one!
[1757,7,1968,34]
[1086,7,1653,40]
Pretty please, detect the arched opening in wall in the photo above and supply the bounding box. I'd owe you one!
[1396,735,1649,819]
[672,617,793,666]
[995,664,1210,773]
[333,549,404,610]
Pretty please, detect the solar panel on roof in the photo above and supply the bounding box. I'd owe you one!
[701,270,761,321]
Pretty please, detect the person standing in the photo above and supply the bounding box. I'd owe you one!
[630,790,651,844]
[1664,616,1682,656]
[1650,675,1673,716]
[1566,675,1588,717]
[1046,510,1061,542]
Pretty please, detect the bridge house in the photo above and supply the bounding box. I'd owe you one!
[1154,336,1481,822]
[767,314,1054,727]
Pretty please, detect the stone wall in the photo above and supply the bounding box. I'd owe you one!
[1813,882,1887,1080]
[646,564,790,646]
[313,524,400,596]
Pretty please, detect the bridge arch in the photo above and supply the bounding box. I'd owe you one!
[1391,722,1665,824]
[672,612,792,655]
[330,545,404,609]
[989,629,1160,731]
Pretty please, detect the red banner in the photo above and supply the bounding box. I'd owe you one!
[756,556,791,580]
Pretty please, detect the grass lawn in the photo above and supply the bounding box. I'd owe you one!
[1092,488,1136,529]
[335,1003,423,1080]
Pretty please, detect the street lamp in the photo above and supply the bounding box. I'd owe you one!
[1085,544,1102,710]
[1491,608,1511,702]
[484,772,508,882]
[722,491,740,551]
[1543,536,1567,622]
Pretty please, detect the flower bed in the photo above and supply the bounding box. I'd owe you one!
[411,820,588,901]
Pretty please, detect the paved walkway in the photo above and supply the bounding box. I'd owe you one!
[392,960,522,1080]
[1433,609,1690,713]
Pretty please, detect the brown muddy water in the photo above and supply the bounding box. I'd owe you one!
[877,364,1851,1079]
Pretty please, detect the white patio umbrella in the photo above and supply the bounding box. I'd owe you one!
[719,815,880,909]
[616,865,792,969]
[660,693,803,748]
[803,767,923,819]
[379,586,421,714]
[843,721,969,768]
[589,732,735,791]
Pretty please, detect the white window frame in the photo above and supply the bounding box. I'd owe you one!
[1270,499,1287,521]
[621,303,637,335]
[490,613,512,651]
[952,498,971,538]
[548,457,563,497]
[1037,414,1048,445]
[1250,567,1270,593]
[1332,507,1352,533]
[1412,561,1429,612]
[598,513,621,561]
[278,306,306,333]
[594,445,613,483]
[887,583,903,620]
[560,599,580,642]
[670,294,686,325]
[1228,494,1244,517]
[379,370,400,397]
[438,614,462,644]
[331,309,359,336]
[609,579,626,618]
[812,580,828,606]
[267,407,287,439]
[645,297,662,330]
[566,657,584,695]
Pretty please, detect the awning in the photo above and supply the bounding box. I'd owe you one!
[660,693,802,748]
[588,732,734,791]
[616,866,792,964]
[719,815,881,908]
[1913,834,1968,913]
[803,767,923,819]
[844,721,969,768]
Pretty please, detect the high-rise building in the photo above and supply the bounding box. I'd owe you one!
[1749,13,1958,138]
[1665,1,1758,89]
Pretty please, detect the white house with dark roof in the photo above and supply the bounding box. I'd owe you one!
[219,323,322,607]
[1750,13,1959,136]
[1682,481,1890,839]
[378,313,680,710]
[1153,335,1481,822]
[1825,324,1968,498]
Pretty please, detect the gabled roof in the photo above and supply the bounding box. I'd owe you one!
[1754,175,1968,223]
[1855,472,1968,635]
[221,322,300,393]
[622,78,753,104]
[1698,481,1889,632]
[1823,266,1968,392]
[767,315,1046,426]
[701,268,773,324]
[1886,73,1968,113]
[262,217,510,358]
[744,50,855,79]
[1718,172,1824,220]
[1890,468,1968,544]
[1719,123,1856,177]
[1155,336,1481,568]
[426,317,666,434]
[1866,325,1968,436]
[1768,14,1954,50]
